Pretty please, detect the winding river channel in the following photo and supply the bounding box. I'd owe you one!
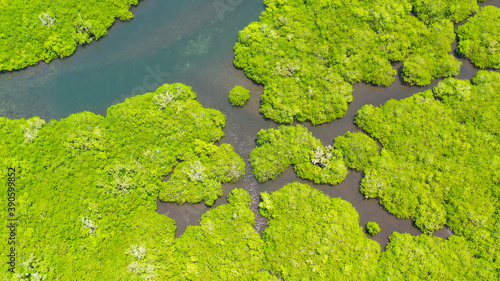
[1,0,499,248]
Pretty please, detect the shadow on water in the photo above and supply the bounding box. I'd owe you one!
[2,0,499,248]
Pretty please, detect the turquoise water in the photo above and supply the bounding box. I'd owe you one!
[0,0,265,120]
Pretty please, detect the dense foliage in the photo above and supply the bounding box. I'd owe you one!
[408,0,480,24]
[233,0,470,124]
[355,71,500,235]
[250,125,348,184]
[378,233,495,280]
[352,71,499,276]
[228,86,251,106]
[3,0,499,278]
[366,221,381,236]
[457,6,500,69]
[260,182,381,280]
[259,182,497,279]
[0,83,245,279]
[165,188,277,280]
[334,131,379,171]
[0,0,138,72]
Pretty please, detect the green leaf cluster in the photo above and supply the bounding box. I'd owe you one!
[366,221,381,236]
[400,20,462,86]
[0,83,245,279]
[165,188,277,280]
[250,124,348,184]
[260,182,381,280]
[408,0,479,24]
[379,233,495,280]
[334,131,379,171]
[228,85,250,106]
[457,6,500,69]
[0,0,139,72]
[234,0,465,124]
[350,71,499,275]
[160,141,245,206]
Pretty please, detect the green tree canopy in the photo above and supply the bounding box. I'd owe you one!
[379,233,496,280]
[457,6,500,69]
[0,0,139,72]
[250,124,348,184]
[165,188,277,280]
[234,0,464,124]
[334,131,379,171]
[408,0,479,24]
[0,83,245,279]
[229,85,251,106]
[355,71,500,237]
[366,221,381,235]
[351,71,499,276]
[260,182,381,280]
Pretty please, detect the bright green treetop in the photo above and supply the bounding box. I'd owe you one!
[457,6,500,69]
[234,0,467,124]
[260,182,381,280]
[250,124,348,184]
[229,85,250,106]
[366,221,381,235]
[0,0,139,72]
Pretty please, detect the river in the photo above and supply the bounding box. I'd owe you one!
[1,0,498,248]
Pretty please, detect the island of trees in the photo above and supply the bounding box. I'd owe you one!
[228,86,251,106]
[233,0,497,125]
[250,124,348,184]
[457,6,500,69]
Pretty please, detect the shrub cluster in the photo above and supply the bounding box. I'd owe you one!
[228,86,250,106]
[0,83,245,279]
[234,0,470,124]
[0,0,139,72]
[457,6,500,69]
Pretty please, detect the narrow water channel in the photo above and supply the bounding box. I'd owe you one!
[1,0,498,248]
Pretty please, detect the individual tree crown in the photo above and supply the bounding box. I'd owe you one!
[228,85,250,106]
[366,221,381,235]
[234,0,466,124]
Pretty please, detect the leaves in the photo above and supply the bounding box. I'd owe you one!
[0,83,245,279]
[0,0,139,71]
[334,131,379,171]
[250,124,348,184]
[260,182,381,280]
[457,6,500,69]
[234,0,462,124]
[228,86,250,106]
[353,71,500,276]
